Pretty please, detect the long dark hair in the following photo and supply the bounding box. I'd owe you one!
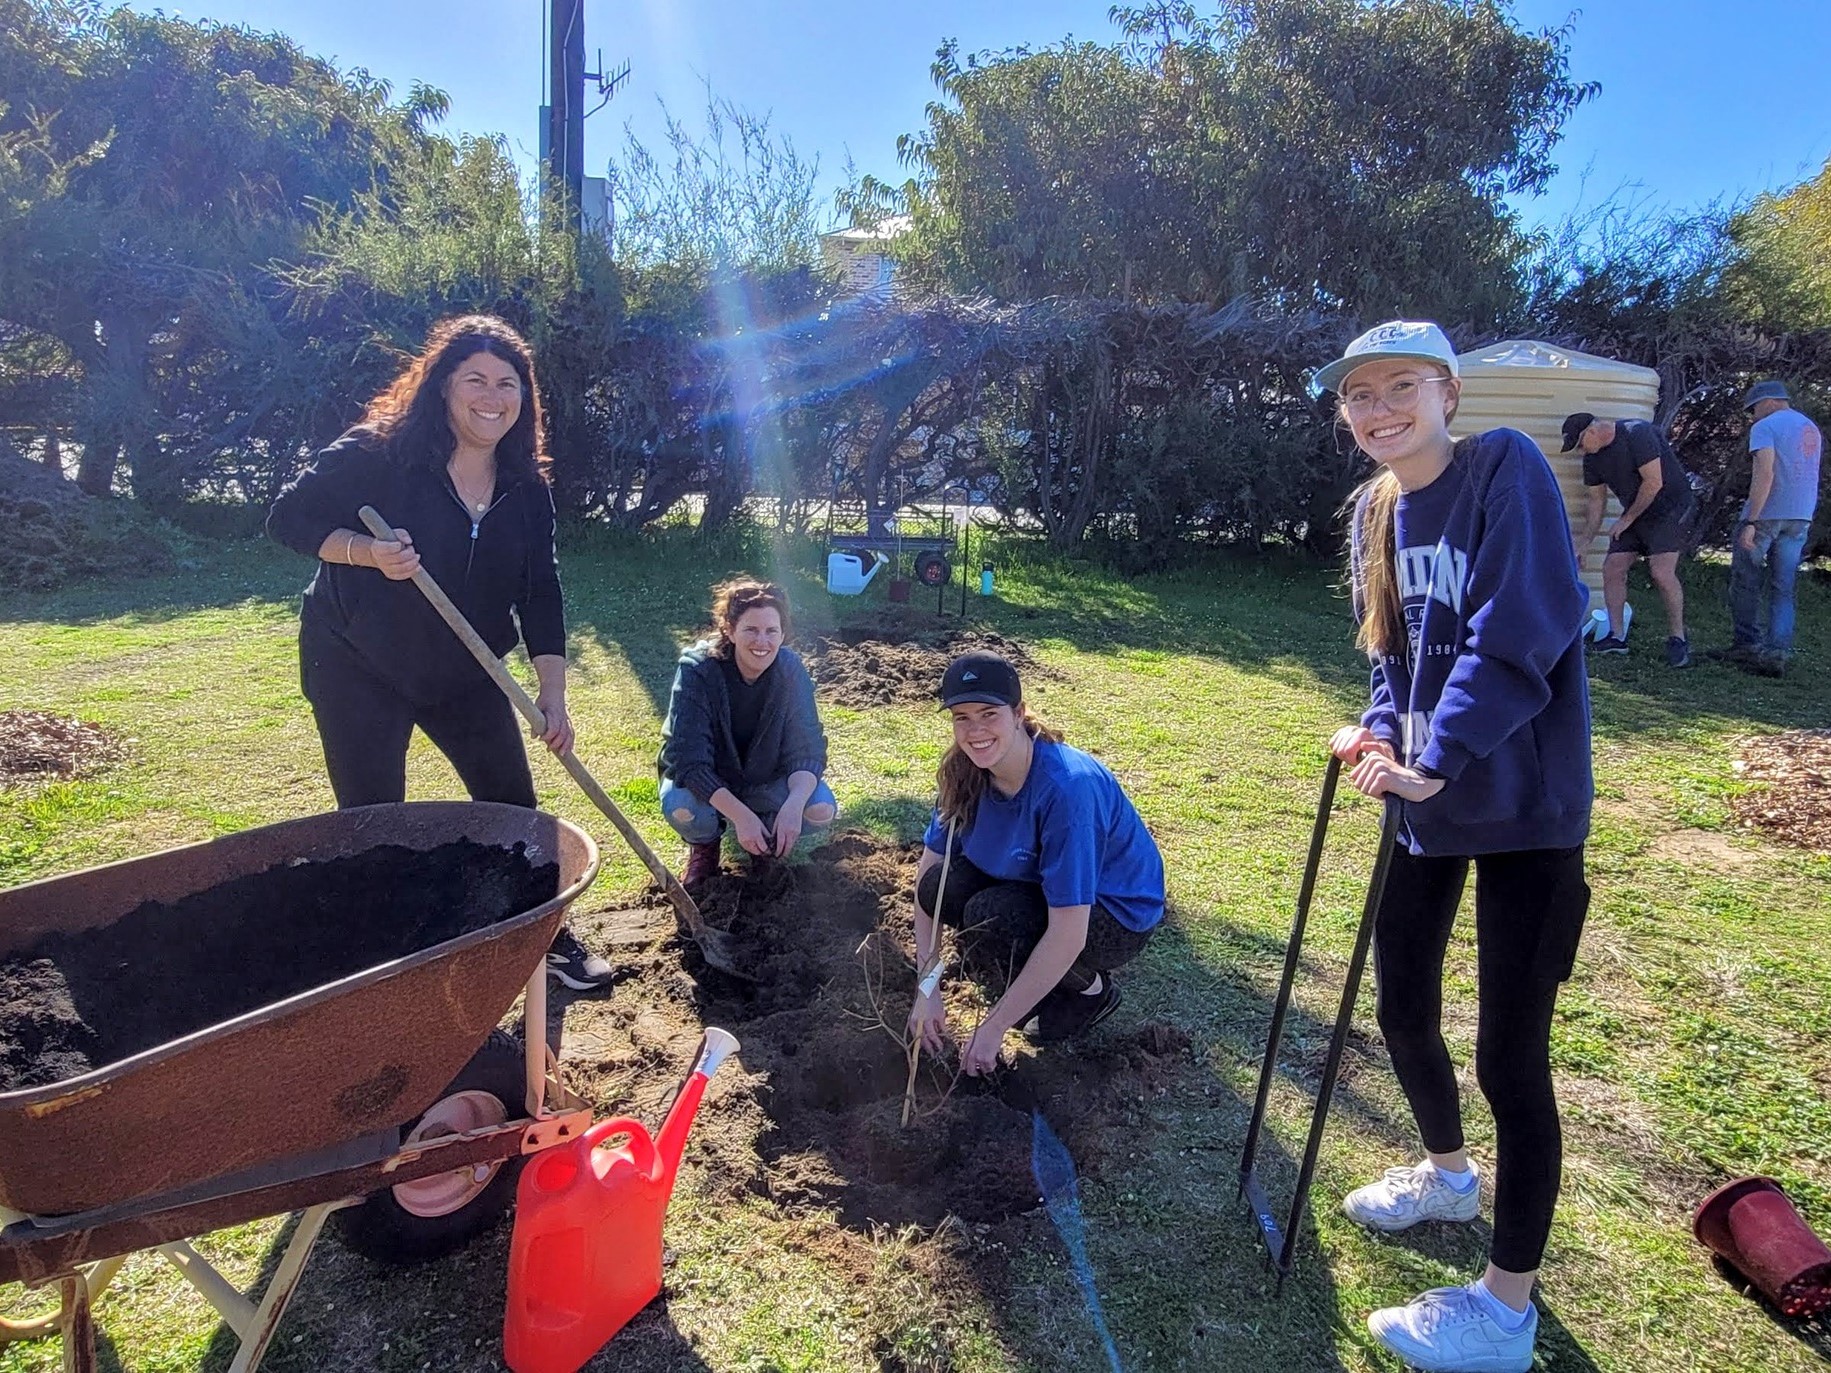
[936,704,1064,829]
[354,314,548,483]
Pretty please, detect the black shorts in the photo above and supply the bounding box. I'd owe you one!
[1609,498,1692,557]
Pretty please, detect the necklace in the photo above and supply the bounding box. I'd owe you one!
[449,465,494,514]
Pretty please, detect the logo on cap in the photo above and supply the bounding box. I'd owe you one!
[962,671,977,682]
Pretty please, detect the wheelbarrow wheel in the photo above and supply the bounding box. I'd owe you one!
[334,1030,527,1264]
[913,550,951,587]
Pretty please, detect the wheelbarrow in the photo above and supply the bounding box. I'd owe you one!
[0,802,602,1372]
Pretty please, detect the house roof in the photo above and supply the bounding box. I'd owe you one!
[819,215,914,247]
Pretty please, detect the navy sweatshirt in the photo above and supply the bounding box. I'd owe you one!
[267,434,565,705]
[658,642,828,802]
[1351,428,1594,857]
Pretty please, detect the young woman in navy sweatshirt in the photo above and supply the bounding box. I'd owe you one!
[1316,321,1593,1373]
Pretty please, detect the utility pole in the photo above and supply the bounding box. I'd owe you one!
[546,0,585,236]
[542,1,629,241]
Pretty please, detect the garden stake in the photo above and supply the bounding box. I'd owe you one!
[356,506,751,979]
[1237,756,1399,1290]
[902,817,955,1127]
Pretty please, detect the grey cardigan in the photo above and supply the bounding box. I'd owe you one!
[658,641,827,801]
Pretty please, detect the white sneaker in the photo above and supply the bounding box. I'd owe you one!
[1368,1285,1537,1372]
[1342,1160,1481,1231]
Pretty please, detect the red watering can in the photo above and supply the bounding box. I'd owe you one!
[503,1027,740,1373]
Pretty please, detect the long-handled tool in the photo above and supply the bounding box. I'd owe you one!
[1238,754,1400,1289]
[356,506,749,979]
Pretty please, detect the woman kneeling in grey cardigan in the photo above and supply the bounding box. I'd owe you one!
[658,578,837,889]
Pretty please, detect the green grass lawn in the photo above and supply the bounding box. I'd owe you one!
[3,524,1828,1372]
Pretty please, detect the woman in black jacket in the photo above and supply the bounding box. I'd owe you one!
[267,314,611,990]
[658,578,836,889]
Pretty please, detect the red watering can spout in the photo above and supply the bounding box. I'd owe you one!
[657,1027,739,1188]
[503,1027,741,1373]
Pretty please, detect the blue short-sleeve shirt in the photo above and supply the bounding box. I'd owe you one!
[923,739,1165,932]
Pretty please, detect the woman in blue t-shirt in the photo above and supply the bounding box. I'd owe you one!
[1317,321,1594,1373]
[906,651,1165,1076]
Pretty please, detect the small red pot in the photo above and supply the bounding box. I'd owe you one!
[1694,1176,1831,1319]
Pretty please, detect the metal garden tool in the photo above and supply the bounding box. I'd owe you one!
[356,505,749,979]
[1237,754,1399,1289]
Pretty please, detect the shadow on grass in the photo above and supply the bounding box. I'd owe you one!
[1709,1256,1831,1364]
[0,539,302,627]
[196,1205,718,1373]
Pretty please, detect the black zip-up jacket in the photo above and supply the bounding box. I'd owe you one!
[266,434,565,705]
[657,642,827,802]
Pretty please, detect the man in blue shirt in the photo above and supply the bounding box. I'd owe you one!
[1709,380,1822,677]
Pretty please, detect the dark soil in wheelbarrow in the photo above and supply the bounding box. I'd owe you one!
[0,840,558,1091]
[801,610,1056,709]
[555,832,1190,1233]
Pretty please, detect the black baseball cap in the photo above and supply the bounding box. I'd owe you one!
[1560,412,1598,453]
[938,651,1022,709]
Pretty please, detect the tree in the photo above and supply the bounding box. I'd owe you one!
[1722,157,1831,331]
[0,0,445,503]
[858,0,1594,324]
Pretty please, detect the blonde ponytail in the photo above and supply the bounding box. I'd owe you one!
[1348,468,1404,659]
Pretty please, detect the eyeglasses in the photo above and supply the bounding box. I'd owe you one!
[1342,376,1453,414]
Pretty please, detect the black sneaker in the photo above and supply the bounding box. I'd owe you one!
[1666,636,1691,668]
[1590,635,1628,656]
[1022,977,1124,1044]
[545,928,614,992]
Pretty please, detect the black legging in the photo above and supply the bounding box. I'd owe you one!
[1373,844,1589,1273]
[916,854,1153,1013]
[302,633,535,810]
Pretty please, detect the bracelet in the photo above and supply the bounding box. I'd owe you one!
[343,529,359,564]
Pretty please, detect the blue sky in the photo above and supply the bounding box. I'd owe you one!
[133,0,1831,232]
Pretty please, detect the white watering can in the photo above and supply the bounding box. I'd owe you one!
[1582,603,1633,642]
[827,550,888,596]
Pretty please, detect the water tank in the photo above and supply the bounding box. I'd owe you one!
[1452,340,1661,593]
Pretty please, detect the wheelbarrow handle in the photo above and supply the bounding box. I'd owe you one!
[354,506,704,930]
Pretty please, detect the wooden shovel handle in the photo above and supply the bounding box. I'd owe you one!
[354,506,706,931]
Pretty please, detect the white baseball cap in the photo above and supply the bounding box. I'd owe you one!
[1312,320,1459,396]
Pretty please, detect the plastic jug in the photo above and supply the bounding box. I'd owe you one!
[1583,603,1632,642]
[826,551,886,596]
[503,1028,740,1373]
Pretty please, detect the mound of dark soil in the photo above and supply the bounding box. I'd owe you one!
[0,450,180,591]
[574,832,1187,1232]
[802,610,1053,709]
[0,709,127,787]
[0,841,559,1091]
[1732,729,1831,853]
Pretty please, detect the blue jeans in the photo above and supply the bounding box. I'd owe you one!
[1729,519,1811,655]
[659,776,839,846]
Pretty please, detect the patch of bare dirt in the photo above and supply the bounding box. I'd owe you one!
[1730,730,1831,854]
[552,832,1188,1234]
[0,709,125,787]
[1647,828,1762,872]
[802,609,1055,709]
